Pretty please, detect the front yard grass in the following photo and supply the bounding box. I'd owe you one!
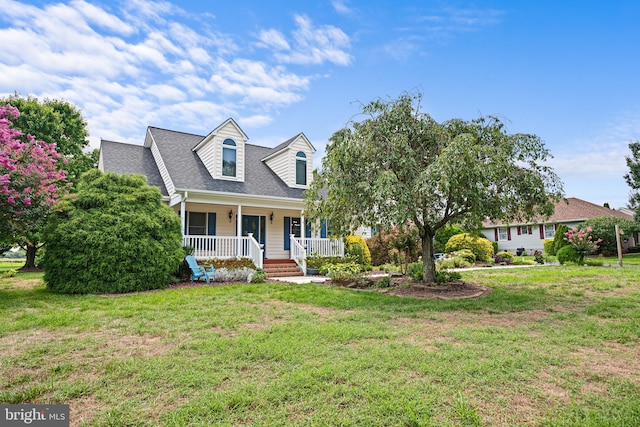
[1,266,639,426]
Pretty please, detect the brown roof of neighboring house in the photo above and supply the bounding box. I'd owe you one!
[483,197,633,227]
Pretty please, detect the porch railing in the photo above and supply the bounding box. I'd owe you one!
[183,234,263,269]
[290,236,345,274]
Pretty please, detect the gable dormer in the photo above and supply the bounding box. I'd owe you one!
[262,133,316,189]
[192,118,248,182]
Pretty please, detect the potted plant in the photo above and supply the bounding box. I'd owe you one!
[306,255,324,275]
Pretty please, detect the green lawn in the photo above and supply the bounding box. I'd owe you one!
[595,252,640,266]
[1,266,639,426]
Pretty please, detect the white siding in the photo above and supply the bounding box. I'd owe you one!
[195,121,246,182]
[264,152,290,184]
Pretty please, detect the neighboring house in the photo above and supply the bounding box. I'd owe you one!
[481,197,636,254]
[99,118,343,270]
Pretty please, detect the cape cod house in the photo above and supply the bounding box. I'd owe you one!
[98,119,343,275]
[481,197,636,254]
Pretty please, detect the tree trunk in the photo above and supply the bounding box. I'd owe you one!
[421,233,437,283]
[22,243,37,269]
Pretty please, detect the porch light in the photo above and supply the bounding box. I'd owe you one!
[228,210,233,222]
[270,212,274,223]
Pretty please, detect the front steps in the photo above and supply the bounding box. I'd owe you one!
[262,259,304,278]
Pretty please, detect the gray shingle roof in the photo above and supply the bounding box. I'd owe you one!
[100,139,168,196]
[100,127,307,200]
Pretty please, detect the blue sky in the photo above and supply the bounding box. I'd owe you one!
[1,0,638,208]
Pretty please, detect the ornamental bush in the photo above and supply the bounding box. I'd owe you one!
[543,239,555,256]
[345,235,372,266]
[556,244,579,265]
[553,224,571,254]
[445,233,494,261]
[42,170,184,294]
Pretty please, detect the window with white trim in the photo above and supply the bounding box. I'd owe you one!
[520,226,529,235]
[222,138,237,177]
[497,227,509,241]
[544,224,555,239]
[295,151,307,185]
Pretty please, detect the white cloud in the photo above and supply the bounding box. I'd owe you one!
[332,0,355,16]
[257,29,290,51]
[0,0,350,150]
[261,14,352,66]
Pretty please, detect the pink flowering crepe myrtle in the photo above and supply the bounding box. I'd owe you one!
[0,104,68,232]
[564,227,603,254]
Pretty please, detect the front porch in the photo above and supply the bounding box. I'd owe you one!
[184,235,344,275]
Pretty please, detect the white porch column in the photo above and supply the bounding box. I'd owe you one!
[236,204,242,256]
[180,192,187,236]
[301,211,305,239]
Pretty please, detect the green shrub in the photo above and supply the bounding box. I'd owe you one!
[445,233,494,261]
[543,239,556,256]
[436,270,462,284]
[553,224,571,254]
[324,262,363,282]
[451,249,475,264]
[495,251,514,261]
[407,262,423,281]
[345,235,372,266]
[250,269,267,283]
[374,276,391,288]
[534,250,545,264]
[556,245,579,265]
[434,225,463,253]
[42,170,184,294]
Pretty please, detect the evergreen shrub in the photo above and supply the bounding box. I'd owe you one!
[556,245,579,265]
[42,170,184,294]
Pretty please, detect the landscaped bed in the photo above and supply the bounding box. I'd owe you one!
[1,265,639,426]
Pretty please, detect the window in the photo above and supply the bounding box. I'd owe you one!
[187,212,206,235]
[186,212,216,236]
[544,224,556,239]
[497,227,509,241]
[295,151,307,185]
[520,226,529,235]
[222,139,237,177]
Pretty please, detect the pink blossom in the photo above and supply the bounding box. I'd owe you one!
[23,197,31,205]
[7,196,15,205]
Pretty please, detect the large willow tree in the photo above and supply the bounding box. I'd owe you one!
[305,93,563,283]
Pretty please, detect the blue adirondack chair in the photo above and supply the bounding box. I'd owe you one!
[185,256,215,284]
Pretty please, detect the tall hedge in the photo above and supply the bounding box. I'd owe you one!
[42,170,184,294]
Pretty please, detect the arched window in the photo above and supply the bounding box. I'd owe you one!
[222,139,236,177]
[296,151,307,185]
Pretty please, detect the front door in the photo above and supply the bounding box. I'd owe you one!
[242,215,266,256]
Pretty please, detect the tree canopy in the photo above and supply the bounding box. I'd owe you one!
[305,92,564,282]
[1,93,97,184]
[624,141,640,221]
[1,94,96,267]
[0,104,68,266]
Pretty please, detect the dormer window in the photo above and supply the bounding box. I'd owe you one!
[222,139,237,177]
[296,151,307,185]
